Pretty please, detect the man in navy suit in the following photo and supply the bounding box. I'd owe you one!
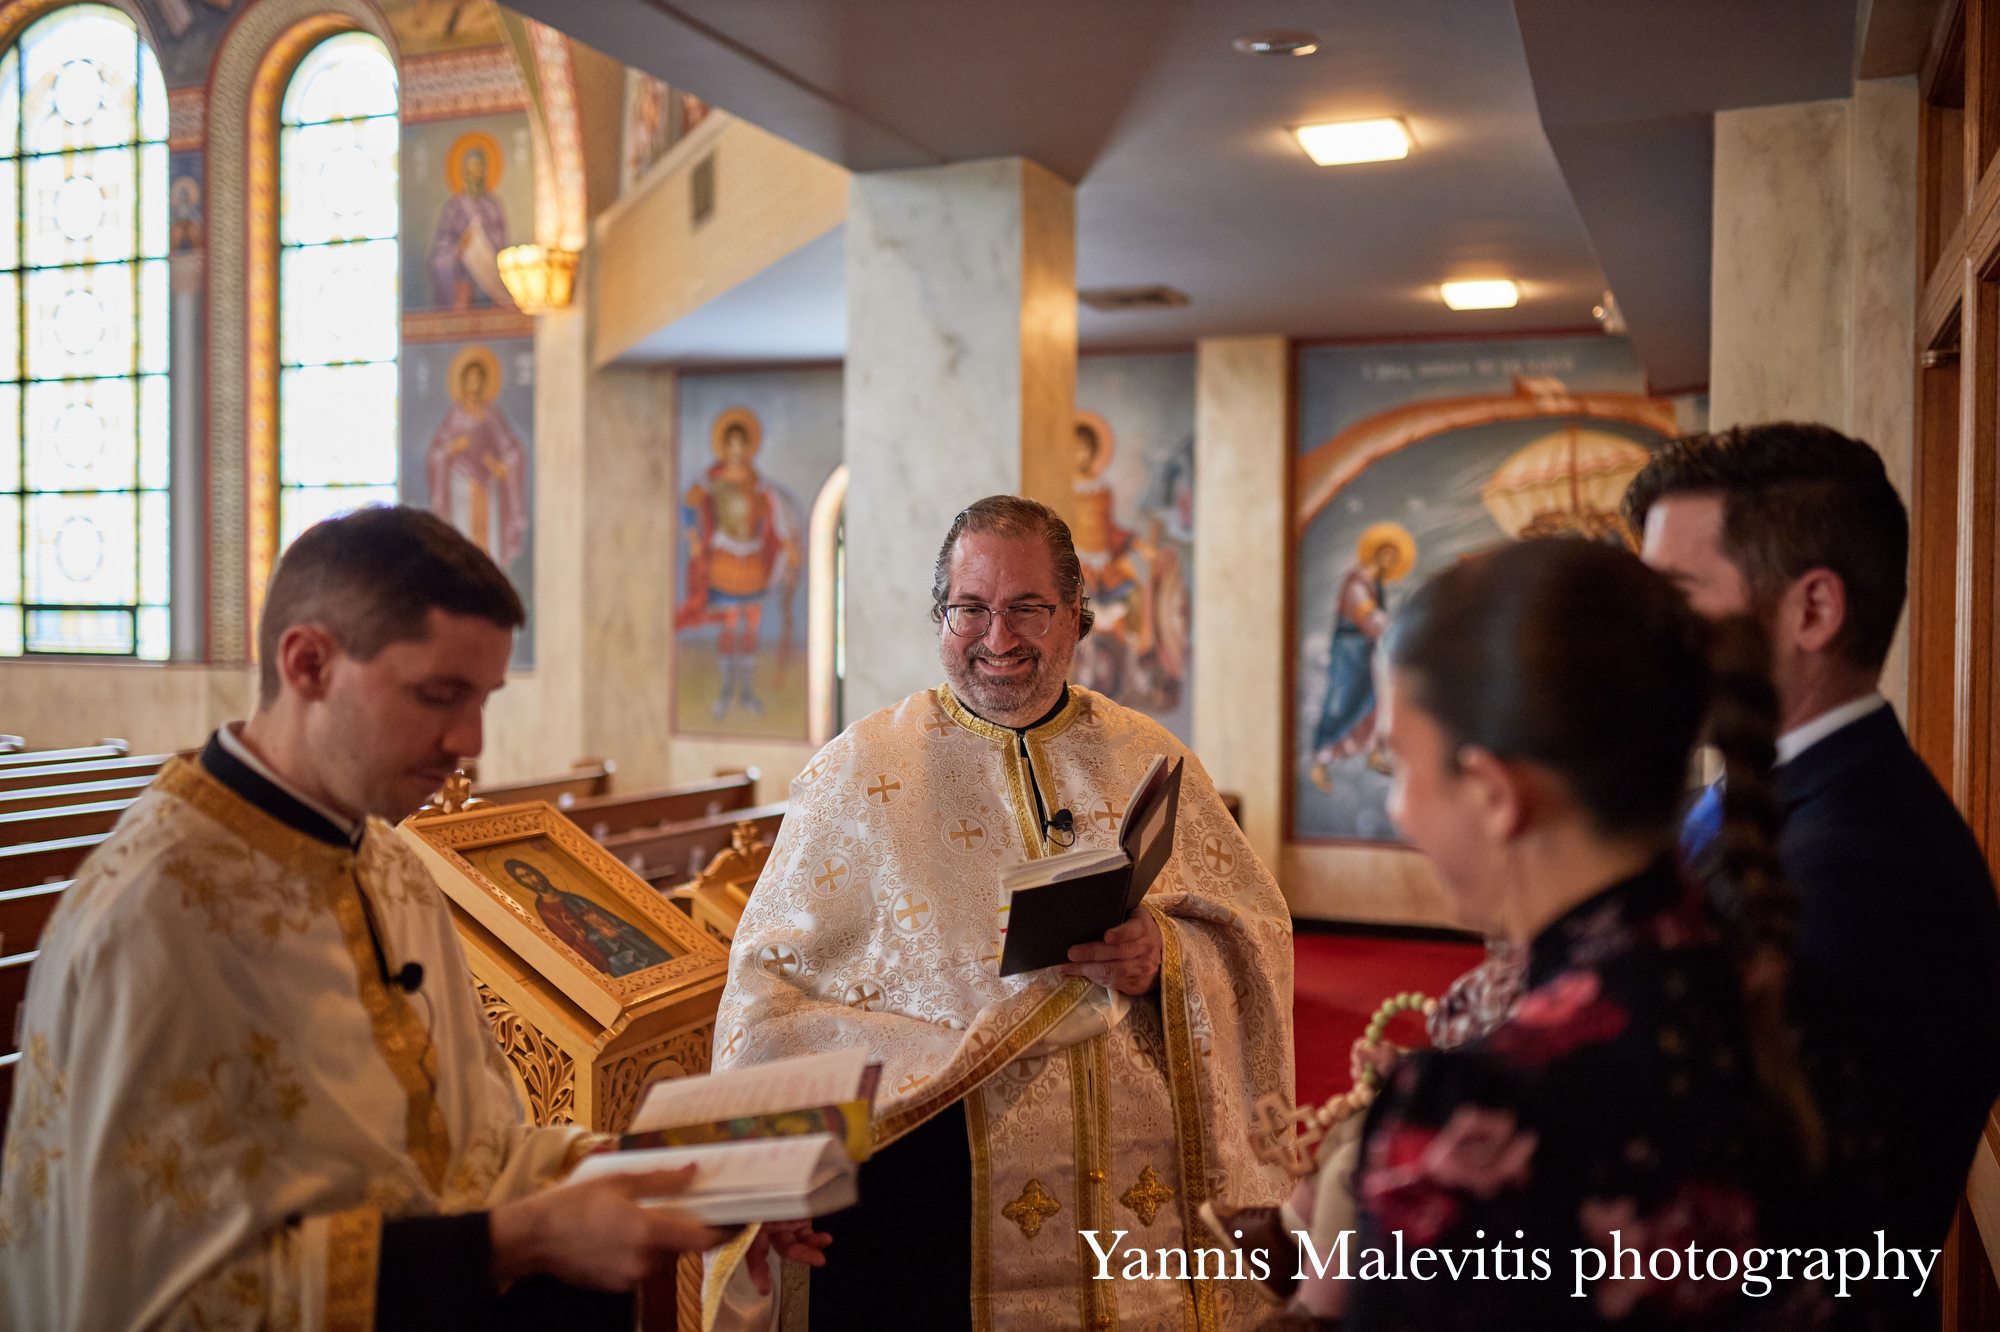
[1629,423,2000,1321]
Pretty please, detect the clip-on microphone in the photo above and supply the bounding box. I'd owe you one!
[1045,807,1076,845]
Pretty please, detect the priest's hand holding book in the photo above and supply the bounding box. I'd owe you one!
[1059,908,1162,994]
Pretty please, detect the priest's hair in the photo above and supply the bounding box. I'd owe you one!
[1384,537,1822,1170]
[931,495,1094,638]
[256,505,525,704]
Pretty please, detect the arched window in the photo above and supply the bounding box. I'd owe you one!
[0,4,167,657]
[275,31,396,553]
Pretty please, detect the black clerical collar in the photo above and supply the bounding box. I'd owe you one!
[200,732,356,849]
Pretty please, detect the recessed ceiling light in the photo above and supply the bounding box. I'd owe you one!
[1293,118,1411,166]
[1440,280,1520,310]
[1233,29,1318,56]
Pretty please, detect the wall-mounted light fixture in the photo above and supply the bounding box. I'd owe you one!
[1293,118,1411,166]
[1440,279,1519,310]
[496,244,580,313]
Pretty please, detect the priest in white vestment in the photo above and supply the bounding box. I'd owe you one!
[707,496,1294,1331]
[0,507,716,1331]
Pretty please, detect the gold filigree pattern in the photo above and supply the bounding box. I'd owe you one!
[596,1025,716,1134]
[0,1032,68,1247]
[1119,1164,1175,1226]
[324,1206,380,1332]
[122,1030,309,1221]
[1001,1178,1062,1239]
[474,982,576,1127]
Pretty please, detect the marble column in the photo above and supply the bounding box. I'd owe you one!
[1192,337,1288,872]
[842,158,1077,719]
[1710,79,1918,711]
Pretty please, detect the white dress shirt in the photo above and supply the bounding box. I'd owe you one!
[1774,691,1888,767]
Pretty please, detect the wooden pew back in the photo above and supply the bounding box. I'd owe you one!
[0,799,134,849]
[473,761,614,811]
[0,753,173,795]
[0,833,106,893]
[566,773,758,841]
[0,774,156,814]
[0,880,68,956]
[0,741,127,769]
[603,804,787,889]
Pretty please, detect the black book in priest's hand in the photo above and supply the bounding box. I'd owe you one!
[997,755,1184,977]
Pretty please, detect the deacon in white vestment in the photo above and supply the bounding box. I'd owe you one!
[0,507,715,1332]
[708,497,1294,1331]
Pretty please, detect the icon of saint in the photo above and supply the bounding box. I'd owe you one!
[676,409,802,720]
[425,346,528,566]
[503,858,669,979]
[429,133,513,309]
[1309,522,1417,793]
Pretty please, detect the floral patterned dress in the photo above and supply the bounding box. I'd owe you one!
[1337,860,1823,1330]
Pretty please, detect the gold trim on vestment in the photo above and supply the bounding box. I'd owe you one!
[936,683,1084,859]
[157,759,353,882]
[704,1222,760,1332]
[161,762,453,1191]
[873,977,1091,1147]
[332,853,454,1194]
[323,1206,380,1332]
[1152,904,1219,1331]
[967,1089,994,1332]
[1071,1036,1118,1331]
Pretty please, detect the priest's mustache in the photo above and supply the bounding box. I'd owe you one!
[968,645,1039,663]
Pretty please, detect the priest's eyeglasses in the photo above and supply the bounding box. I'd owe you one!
[943,604,1060,637]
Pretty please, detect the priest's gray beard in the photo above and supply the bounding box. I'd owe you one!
[943,634,1076,723]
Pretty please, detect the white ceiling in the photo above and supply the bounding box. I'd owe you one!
[519,0,1861,380]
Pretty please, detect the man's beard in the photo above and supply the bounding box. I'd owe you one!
[944,638,1074,722]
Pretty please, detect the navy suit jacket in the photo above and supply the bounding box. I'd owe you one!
[1771,706,2000,1258]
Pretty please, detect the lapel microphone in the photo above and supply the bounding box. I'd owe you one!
[353,867,425,994]
[1045,808,1076,845]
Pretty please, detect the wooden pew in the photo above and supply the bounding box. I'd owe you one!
[565,772,759,841]
[0,880,67,956]
[0,798,134,848]
[0,741,128,769]
[603,803,787,889]
[0,833,106,892]
[0,753,174,796]
[473,760,614,811]
[0,773,155,814]
[0,949,33,1151]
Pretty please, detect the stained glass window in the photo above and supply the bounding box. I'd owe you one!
[0,5,168,656]
[277,33,397,553]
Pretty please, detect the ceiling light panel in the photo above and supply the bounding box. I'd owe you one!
[1293,118,1411,166]
[1439,280,1520,310]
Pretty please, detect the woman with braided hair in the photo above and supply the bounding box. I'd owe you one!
[1260,538,1828,1330]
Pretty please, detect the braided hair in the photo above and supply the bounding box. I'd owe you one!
[1383,538,1820,1163]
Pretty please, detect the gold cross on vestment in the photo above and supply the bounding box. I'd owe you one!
[949,819,984,849]
[1201,836,1234,874]
[894,894,931,928]
[1119,1165,1175,1226]
[1002,1178,1062,1239]
[896,1072,930,1094]
[1091,799,1124,832]
[868,775,901,802]
[814,858,848,892]
[924,713,956,737]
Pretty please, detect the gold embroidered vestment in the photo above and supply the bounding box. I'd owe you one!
[0,759,595,1331]
[711,685,1295,1330]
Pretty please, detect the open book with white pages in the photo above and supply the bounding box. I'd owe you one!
[563,1046,878,1224]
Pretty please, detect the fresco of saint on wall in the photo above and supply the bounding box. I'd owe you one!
[401,113,532,315]
[1072,353,1196,745]
[674,368,842,740]
[1291,337,1676,843]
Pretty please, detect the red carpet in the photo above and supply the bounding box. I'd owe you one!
[1291,931,1486,1109]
